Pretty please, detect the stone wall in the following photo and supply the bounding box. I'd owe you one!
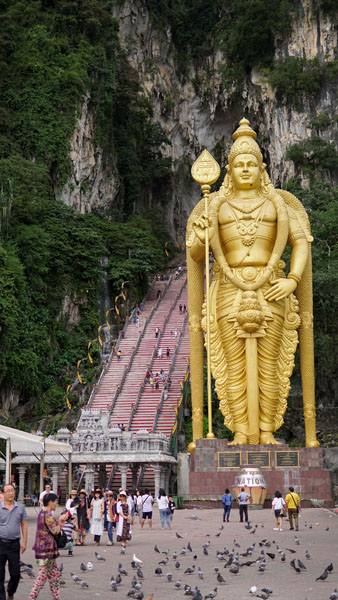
[189,439,334,506]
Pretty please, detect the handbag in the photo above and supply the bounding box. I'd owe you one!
[289,492,299,513]
[166,507,171,515]
[44,514,67,549]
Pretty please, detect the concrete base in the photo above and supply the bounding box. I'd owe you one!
[189,439,335,506]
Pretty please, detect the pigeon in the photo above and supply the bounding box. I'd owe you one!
[58,563,64,574]
[305,550,311,560]
[290,559,301,573]
[286,548,296,553]
[173,552,178,560]
[215,532,221,538]
[174,580,182,589]
[176,533,183,539]
[121,546,126,555]
[70,573,80,583]
[162,549,169,555]
[216,573,226,584]
[329,589,338,600]
[80,563,87,572]
[187,542,193,552]
[203,547,209,556]
[95,551,105,561]
[316,568,329,581]
[230,564,239,574]
[294,536,300,545]
[204,587,217,599]
[154,545,160,553]
[175,561,181,569]
[87,562,93,570]
[327,563,334,573]
[134,594,144,600]
[21,566,35,578]
[127,588,138,597]
[198,567,204,580]
[297,559,307,570]
[166,572,173,582]
[258,563,266,573]
[79,580,89,588]
[131,561,138,569]
[184,565,195,574]
[133,553,143,564]
[181,547,187,555]
[118,563,128,576]
[219,525,224,530]
[261,588,273,595]
[115,574,122,585]
[281,552,286,562]
[326,527,330,531]
[137,567,144,579]
[249,585,258,595]
[256,592,269,599]
[266,553,275,560]
[159,557,168,565]
[234,539,240,548]
[155,567,162,576]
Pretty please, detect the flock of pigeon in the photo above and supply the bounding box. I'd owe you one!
[19,514,337,599]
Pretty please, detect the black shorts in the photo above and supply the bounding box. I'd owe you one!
[142,511,152,520]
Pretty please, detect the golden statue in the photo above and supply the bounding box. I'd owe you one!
[186,118,319,449]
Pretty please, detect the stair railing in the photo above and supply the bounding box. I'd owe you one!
[107,464,117,489]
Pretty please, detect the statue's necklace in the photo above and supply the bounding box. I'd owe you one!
[228,199,267,247]
[227,198,266,214]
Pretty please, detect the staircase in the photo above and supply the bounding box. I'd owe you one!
[80,271,190,492]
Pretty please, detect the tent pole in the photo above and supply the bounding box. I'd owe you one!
[68,454,72,497]
[5,438,11,485]
[40,454,44,494]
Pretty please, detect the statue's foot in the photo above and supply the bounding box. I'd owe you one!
[259,431,282,445]
[228,433,248,445]
[306,439,320,448]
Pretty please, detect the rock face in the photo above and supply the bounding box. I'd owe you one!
[59,93,119,214]
[60,0,338,243]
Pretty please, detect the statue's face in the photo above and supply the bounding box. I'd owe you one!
[231,153,261,191]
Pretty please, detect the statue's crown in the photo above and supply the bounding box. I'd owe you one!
[228,118,263,165]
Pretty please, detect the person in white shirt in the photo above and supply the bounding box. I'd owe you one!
[271,490,286,531]
[39,484,55,506]
[140,489,154,529]
[157,489,171,529]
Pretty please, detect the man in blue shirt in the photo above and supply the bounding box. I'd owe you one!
[221,488,233,523]
[0,483,27,600]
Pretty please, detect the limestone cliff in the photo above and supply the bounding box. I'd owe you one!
[60,0,338,244]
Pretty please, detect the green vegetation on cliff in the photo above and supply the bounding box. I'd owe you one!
[0,0,171,424]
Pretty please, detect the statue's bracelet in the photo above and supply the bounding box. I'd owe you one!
[287,272,301,284]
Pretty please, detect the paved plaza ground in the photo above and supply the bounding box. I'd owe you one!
[11,505,338,600]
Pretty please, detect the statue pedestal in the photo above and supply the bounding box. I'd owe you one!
[189,439,334,506]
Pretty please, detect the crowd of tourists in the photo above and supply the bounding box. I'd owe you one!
[0,482,175,600]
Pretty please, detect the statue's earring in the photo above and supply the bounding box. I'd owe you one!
[260,163,270,194]
[222,165,233,195]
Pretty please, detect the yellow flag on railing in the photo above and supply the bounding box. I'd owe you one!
[98,325,103,346]
[76,360,83,384]
[66,384,72,410]
[88,341,94,364]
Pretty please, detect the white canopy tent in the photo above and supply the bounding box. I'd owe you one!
[0,424,72,495]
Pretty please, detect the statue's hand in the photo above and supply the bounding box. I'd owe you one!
[192,214,214,244]
[264,278,297,302]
